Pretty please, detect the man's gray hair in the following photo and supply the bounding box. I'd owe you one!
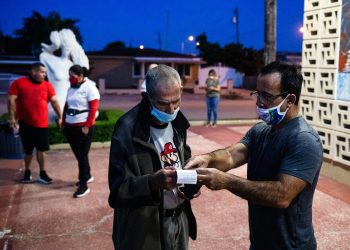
[146,64,182,98]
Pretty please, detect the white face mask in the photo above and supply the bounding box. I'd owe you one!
[256,96,289,125]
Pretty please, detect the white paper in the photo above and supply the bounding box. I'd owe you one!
[176,170,197,184]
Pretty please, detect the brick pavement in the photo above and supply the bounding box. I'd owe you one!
[1,125,350,250]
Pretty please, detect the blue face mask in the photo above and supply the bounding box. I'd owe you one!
[151,106,180,123]
[256,96,289,125]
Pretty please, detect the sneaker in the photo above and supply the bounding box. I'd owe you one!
[21,169,32,183]
[37,170,53,184]
[211,123,217,128]
[205,122,211,127]
[73,185,90,198]
[75,176,94,187]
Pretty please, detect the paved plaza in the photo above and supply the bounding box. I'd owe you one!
[0,91,350,249]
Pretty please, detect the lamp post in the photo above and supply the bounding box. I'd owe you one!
[181,35,195,54]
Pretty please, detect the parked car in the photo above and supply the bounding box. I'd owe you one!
[0,73,22,94]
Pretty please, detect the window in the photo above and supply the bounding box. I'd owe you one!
[184,64,190,76]
[176,64,190,77]
[133,63,142,77]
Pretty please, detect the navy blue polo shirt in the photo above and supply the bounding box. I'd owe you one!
[240,116,323,250]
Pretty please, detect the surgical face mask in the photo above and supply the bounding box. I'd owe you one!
[256,96,289,125]
[151,106,180,123]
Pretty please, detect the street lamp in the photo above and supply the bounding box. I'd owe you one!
[181,35,195,54]
[139,45,144,49]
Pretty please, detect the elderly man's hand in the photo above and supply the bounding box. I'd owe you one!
[196,168,229,191]
[149,167,177,191]
[184,154,212,170]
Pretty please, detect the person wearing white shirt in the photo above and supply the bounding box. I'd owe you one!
[63,65,100,198]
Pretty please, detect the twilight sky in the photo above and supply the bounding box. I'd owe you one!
[0,0,304,54]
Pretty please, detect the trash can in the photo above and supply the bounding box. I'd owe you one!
[0,121,24,159]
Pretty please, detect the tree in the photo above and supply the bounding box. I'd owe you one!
[0,32,32,55]
[13,11,82,56]
[223,43,264,75]
[103,41,126,51]
[196,33,263,75]
[196,33,223,65]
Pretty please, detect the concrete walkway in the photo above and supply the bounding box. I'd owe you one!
[1,124,350,250]
[1,91,350,249]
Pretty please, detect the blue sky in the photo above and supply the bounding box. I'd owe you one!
[0,0,304,54]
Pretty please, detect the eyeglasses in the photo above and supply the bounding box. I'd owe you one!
[250,91,288,104]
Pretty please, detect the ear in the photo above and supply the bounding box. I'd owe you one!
[286,94,296,107]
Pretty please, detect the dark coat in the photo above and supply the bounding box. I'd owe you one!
[108,97,197,250]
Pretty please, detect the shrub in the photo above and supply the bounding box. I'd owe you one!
[49,109,124,144]
[0,109,124,145]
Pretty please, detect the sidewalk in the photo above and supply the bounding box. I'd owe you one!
[97,89,259,122]
[1,124,350,250]
[1,89,258,121]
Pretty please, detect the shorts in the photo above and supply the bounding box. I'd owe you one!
[19,121,50,154]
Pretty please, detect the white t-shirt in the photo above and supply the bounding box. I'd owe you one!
[65,78,100,124]
[150,123,184,209]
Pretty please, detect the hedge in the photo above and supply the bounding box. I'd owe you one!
[0,109,124,145]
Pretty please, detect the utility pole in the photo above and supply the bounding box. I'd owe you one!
[232,8,240,44]
[264,0,276,65]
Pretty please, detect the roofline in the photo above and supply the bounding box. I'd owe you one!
[0,60,38,64]
[0,57,206,65]
[133,57,204,64]
[88,55,132,60]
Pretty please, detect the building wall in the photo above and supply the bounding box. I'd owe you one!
[88,56,138,89]
[181,64,200,92]
[89,56,201,91]
[301,0,350,185]
[0,63,32,75]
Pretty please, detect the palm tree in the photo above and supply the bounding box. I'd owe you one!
[14,11,82,56]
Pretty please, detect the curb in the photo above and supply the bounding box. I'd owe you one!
[49,119,259,150]
[50,141,111,150]
[189,119,260,126]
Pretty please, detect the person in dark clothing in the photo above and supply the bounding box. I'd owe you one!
[108,64,199,250]
[186,62,323,250]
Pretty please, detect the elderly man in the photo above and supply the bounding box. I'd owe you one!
[186,62,323,250]
[108,65,198,250]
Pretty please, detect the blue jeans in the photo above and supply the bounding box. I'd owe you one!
[206,96,219,124]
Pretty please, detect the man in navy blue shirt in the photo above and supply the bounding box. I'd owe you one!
[186,62,323,250]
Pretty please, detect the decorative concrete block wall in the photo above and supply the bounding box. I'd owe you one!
[302,0,350,166]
